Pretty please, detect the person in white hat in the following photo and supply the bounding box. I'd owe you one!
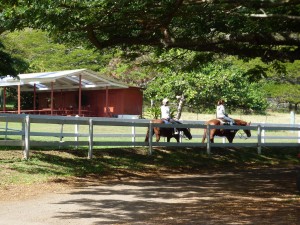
[161,98,170,120]
[161,98,178,134]
[216,99,235,125]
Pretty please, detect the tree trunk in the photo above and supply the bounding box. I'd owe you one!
[174,94,185,120]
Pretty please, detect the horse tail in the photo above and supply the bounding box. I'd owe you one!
[145,128,150,142]
[145,127,154,142]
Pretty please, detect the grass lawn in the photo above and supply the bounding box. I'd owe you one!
[0,112,300,189]
[0,146,299,187]
[181,111,300,124]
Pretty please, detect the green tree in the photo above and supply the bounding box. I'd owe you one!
[263,60,300,111]
[0,29,111,72]
[144,59,268,113]
[0,41,27,77]
[1,0,300,61]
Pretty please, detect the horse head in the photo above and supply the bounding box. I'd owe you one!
[181,128,192,140]
[243,121,251,138]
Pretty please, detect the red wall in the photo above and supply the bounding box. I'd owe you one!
[37,87,143,117]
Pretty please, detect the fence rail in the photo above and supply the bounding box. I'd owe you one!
[0,113,299,159]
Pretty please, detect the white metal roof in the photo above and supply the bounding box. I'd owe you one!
[0,69,129,91]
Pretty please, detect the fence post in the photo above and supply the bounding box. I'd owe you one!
[5,118,8,140]
[74,115,79,149]
[88,118,93,159]
[59,123,64,149]
[23,115,30,160]
[298,123,300,144]
[261,122,265,144]
[206,124,211,154]
[132,124,136,146]
[148,121,153,155]
[257,125,262,155]
[222,137,226,143]
[21,117,25,143]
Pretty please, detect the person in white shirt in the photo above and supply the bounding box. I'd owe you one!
[161,98,178,134]
[216,100,235,125]
[161,98,171,120]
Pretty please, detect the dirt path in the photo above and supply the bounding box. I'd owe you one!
[0,167,299,225]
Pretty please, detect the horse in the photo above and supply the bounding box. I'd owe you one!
[202,119,251,143]
[145,119,192,143]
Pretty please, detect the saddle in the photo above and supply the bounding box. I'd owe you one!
[162,118,181,124]
[162,118,171,124]
[217,119,235,132]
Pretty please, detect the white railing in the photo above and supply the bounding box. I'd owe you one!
[0,113,299,159]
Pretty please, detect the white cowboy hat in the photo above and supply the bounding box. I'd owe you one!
[162,98,169,105]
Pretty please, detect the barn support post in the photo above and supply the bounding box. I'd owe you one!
[105,86,110,117]
[78,74,82,116]
[88,118,94,159]
[3,87,6,112]
[206,124,211,154]
[18,84,21,114]
[51,82,54,115]
[148,121,153,155]
[257,125,262,155]
[23,115,30,160]
[33,83,36,110]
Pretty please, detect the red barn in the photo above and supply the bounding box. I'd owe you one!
[0,69,143,117]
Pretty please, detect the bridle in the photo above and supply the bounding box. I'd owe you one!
[179,129,191,140]
[237,130,249,140]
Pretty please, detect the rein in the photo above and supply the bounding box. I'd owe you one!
[237,130,249,140]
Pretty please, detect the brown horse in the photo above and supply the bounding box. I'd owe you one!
[145,119,192,143]
[202,119,251,143]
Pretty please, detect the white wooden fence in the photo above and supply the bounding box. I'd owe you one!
[0,113,299,159]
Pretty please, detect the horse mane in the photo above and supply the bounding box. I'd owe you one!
[206,118,249,126]
[233,119,249,126]
[151,119,164,124]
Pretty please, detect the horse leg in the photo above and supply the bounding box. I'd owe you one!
[227,132,236,143]
[209,130,215,143]
[202,128,207,143]
[154,128,161,142]
[144,128,149,142]
[156,134,161,142]
[145,128,156,142]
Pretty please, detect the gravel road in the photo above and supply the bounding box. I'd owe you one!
[0,168,299,225]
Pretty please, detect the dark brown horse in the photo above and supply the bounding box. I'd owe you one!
[202,119,251,143]
[145,119,192,143]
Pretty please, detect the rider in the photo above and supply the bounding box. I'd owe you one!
[161,98,178,134]
[216,100,235,125]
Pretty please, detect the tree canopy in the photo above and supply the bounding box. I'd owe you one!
[1,29,111,73]
[1,0,300,62]
[0,42,27,77]
[144,57,268,113]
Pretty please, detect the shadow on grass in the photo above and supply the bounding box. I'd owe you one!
[2,146,298,180]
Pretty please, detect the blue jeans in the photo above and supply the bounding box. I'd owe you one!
[223,116,235,125]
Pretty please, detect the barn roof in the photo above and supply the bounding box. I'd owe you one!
[0,69,129,91]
